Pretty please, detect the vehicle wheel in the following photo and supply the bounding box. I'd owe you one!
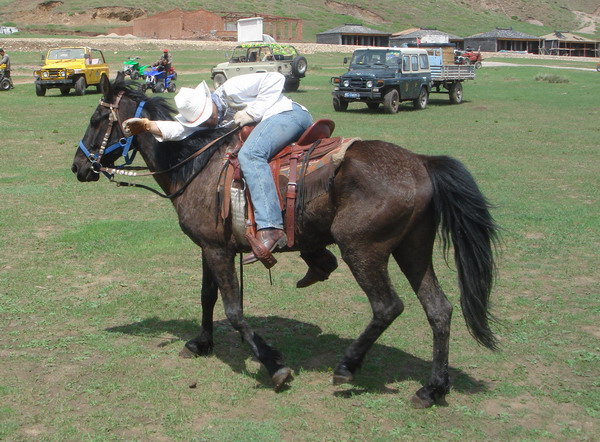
[35,82,46,97]
[213,73,226,89]
[1,78,12,91]
[131,70,140,80]
[154,82,165,93]
[284,78,300,92]
[291,56,308,78]
[167,82,176,93]
[413,87,428,110]
[383,89,400,114]
[75,77,86,96]
[333,97,348,112]
[140,83,149,93]
[474,61,482,69]
[60,86,70,96]
[367,102,379,110]
[448,82,463,104]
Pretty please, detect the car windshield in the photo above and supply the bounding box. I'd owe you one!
[350,50,402,68]
[48,48,86,60]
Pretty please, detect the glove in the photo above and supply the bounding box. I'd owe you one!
[122,118,151,136]
[234,110,255,127]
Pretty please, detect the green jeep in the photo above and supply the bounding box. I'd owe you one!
[34,47,110,96]
[210,43,307,92]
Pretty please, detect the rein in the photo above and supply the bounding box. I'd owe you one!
[78,91,240,199]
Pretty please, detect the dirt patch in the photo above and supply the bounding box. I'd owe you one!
[324,0,391,25]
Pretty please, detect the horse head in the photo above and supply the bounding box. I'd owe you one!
[71,72,172,182]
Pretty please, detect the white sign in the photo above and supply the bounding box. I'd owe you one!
[237,18,263,42]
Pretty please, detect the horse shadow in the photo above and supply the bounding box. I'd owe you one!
[107,315,488,399]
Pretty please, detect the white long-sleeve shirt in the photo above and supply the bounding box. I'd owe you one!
[155,72,303,141]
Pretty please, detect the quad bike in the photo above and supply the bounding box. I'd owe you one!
[455,49,483,69]
[122,56,151,80]
[596,62,600,72]
[0,64,13,91]
[140,66,177,93]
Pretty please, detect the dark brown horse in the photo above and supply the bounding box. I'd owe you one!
[71,75,499,408]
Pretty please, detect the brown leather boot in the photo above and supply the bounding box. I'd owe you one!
[242,228,287,266]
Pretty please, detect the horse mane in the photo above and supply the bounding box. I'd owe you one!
[109,77,233,186]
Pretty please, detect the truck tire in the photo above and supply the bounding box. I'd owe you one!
[213,73,226,89]
[448,82,463,104]
[291,56,308,78]
[35,82,46,97]
[413,87,428,110]
[284,78,300,92]
[333,97,348,112]
[75,77,86,96]
[383,89,400,114]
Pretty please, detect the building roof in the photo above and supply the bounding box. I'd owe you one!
[317,24,390,36]
[391,27,462,40]
[541,31,597,43]
[466,27,540,40]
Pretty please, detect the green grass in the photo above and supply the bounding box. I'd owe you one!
[0,47,599,440]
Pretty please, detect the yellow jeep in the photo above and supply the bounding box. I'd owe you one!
[33,47,109,96]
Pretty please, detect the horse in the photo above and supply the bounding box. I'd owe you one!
[71,74,500,408]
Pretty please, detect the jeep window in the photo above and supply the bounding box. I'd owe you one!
[411,55,419,71]
[48,48,86,60]
[90,49,105,64]
[419,54,429,69]
[386,51,401,66]
[402,55,411,71]
[350,50,387,68]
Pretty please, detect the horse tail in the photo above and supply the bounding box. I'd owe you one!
[424,155,500,350]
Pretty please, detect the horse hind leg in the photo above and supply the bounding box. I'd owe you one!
[333,247,404,384]
[393,240,453,408]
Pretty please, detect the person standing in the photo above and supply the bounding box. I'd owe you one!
[0,48,13,88]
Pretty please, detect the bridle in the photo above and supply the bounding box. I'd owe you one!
[78,91,146,178]
[77,90,239,199]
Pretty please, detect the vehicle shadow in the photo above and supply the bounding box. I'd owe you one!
[107,315,489,398]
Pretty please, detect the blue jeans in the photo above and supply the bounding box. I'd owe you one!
[238,103,313,230]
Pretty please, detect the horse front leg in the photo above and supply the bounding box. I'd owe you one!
[180,249,218,358]
[202,246,292,391]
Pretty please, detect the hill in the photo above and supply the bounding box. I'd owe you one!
[1,0,599,40]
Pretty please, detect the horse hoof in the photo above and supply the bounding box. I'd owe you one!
[332,363,353,385]
[179,346,198,358]
[180,340,213,358]
[410,391,435,409]
[272,367,292,392]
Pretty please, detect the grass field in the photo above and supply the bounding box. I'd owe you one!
[0,47,598,440]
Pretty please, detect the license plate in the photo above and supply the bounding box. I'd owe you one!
[344,92,360,98]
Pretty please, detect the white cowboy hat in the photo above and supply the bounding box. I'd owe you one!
[174,81,214,127]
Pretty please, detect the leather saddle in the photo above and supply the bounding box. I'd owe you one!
[218,119,357,249]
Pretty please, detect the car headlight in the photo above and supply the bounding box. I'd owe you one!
[342,79,350,87]
[366,80,374,88]
[61,71,67,77]
[42,71,49,78]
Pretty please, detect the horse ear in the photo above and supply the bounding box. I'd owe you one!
[100,74,111,97]
[115,70,125,83]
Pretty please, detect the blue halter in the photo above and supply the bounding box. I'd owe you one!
[78,99,146,177]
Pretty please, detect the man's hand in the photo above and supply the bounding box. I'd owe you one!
[122,118,151,136]
[234,110,255,127]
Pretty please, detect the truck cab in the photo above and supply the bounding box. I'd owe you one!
[331,47,431,113]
